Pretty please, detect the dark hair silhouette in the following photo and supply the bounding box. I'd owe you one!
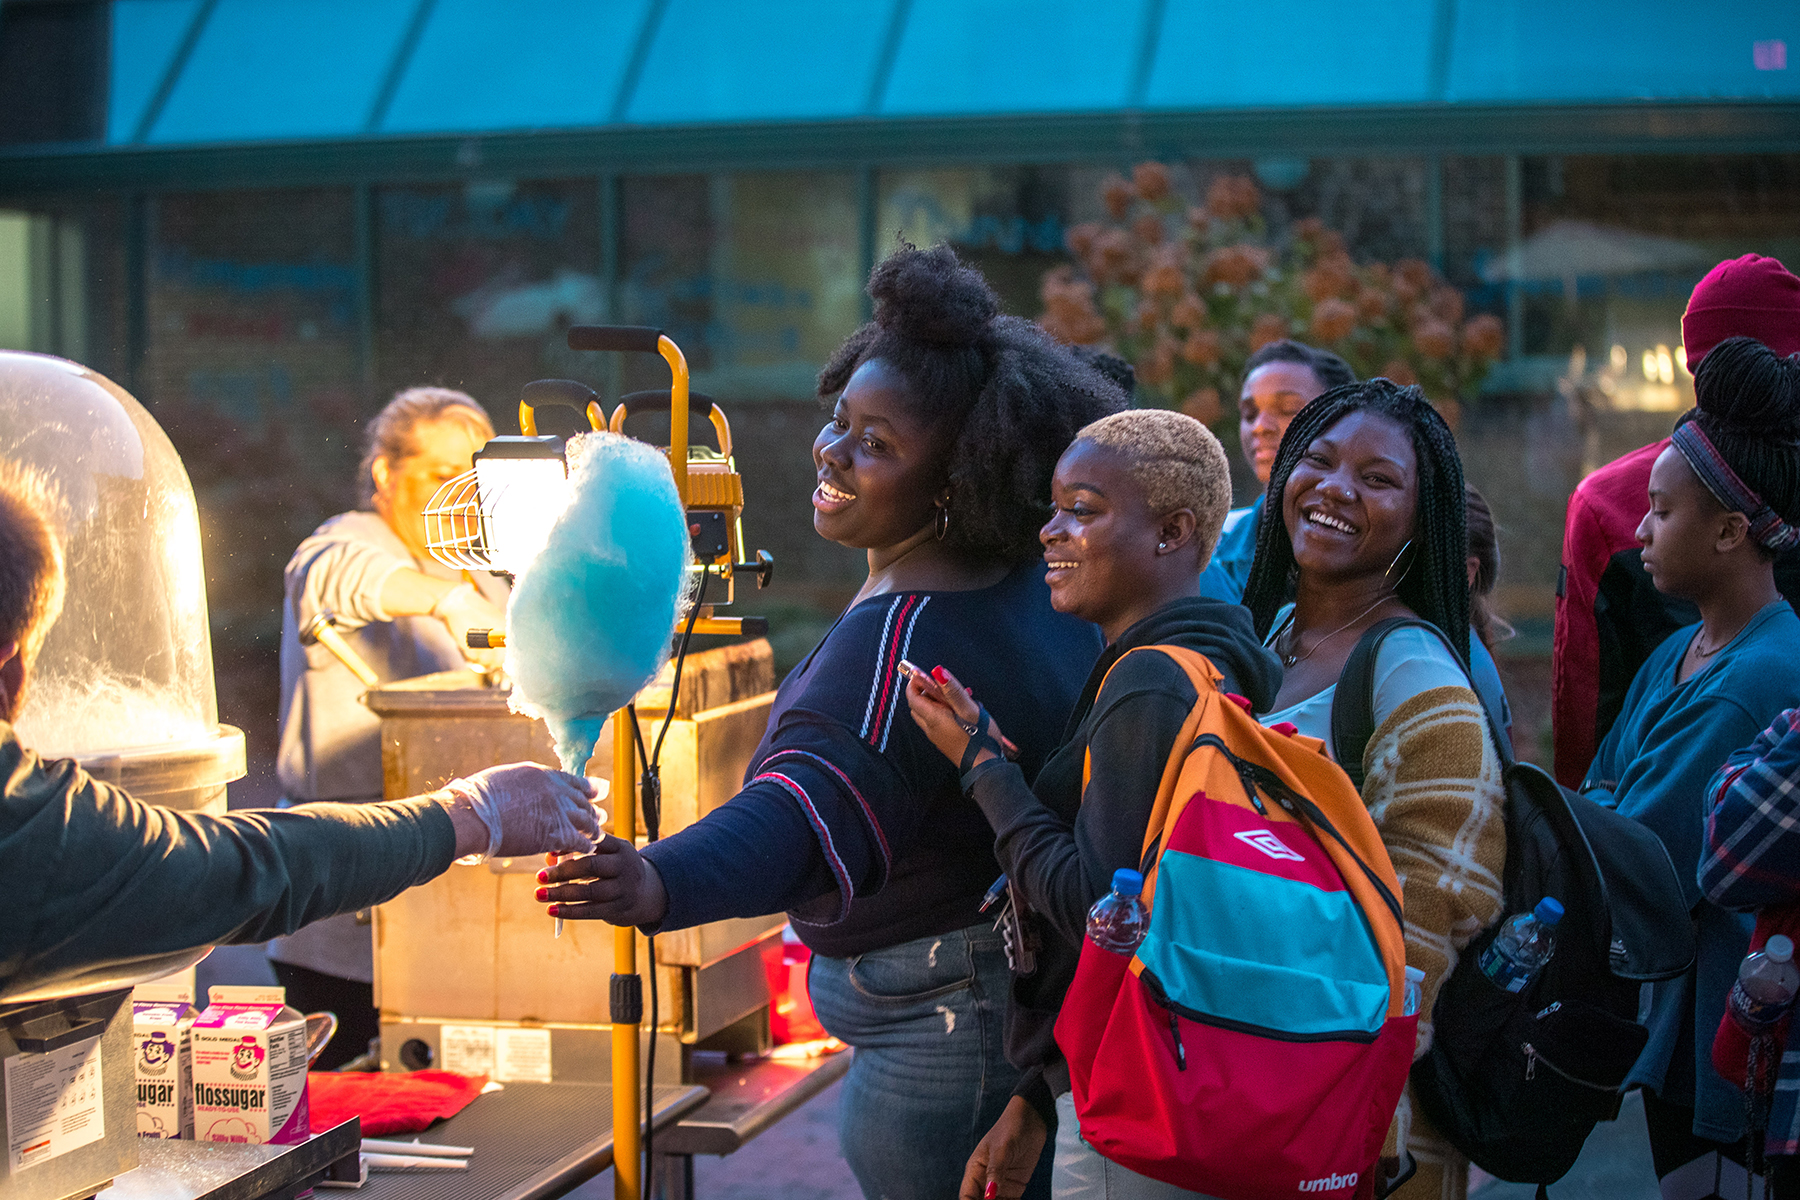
[1242,339,1357,393]
[819,243,1127,562]
[1682,336,1800,559]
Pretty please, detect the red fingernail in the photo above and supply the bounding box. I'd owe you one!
[547,905,560,917]
[931,666,950,685]
[536,869,548,883]
[535,887,549,902]
[985,1183,998,1200]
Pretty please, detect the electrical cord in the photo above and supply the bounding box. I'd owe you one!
[629,564,709,1198]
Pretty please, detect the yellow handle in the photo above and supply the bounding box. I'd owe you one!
[660,334,689,506]
[518,396,608,437]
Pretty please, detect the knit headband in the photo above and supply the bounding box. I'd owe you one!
[1670,420,1800,553]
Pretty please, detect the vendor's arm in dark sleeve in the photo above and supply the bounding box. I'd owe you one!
[969,655,1194,947]
[2,737,455,988]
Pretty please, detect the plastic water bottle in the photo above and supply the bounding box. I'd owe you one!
[1402,966,1426,1017]
[1729,934,1800,1032]
[1086,868,1150,954]
[1478,898,1564,994]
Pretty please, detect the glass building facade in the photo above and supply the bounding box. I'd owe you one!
[1,0,1796,782]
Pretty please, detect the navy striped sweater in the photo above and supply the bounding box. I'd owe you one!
[642,562,1100,957]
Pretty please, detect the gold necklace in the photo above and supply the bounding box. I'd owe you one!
[1280,595,1395,668]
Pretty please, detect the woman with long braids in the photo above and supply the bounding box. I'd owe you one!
[1241,379,1506,1199]
[537,244,1123,1200]
[1588,338,1800,1199]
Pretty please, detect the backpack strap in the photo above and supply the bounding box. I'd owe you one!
[1083,645,1221,872]
[1330,617,1514,793]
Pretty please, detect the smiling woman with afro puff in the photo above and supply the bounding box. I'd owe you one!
[536,243,1124,1200]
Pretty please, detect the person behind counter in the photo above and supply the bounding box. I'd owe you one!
[538,243,1124,1200]
[1199,338,1354,604]
[1580,337,1800,1197]
[0,462,599,999]
[1243,380,1508,1198]
[273,386,510,1068]
[902,409,1282,1199]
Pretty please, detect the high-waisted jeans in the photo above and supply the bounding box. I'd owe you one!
[808,922,1051,1200]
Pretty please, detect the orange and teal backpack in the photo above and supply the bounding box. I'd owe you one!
[1054,646,1416,1200]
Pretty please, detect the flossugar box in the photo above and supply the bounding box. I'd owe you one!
[190,987,309,1145]
[132,981,195,1139]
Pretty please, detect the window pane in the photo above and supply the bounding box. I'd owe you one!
[375,179,603,421]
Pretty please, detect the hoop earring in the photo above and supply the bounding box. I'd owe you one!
[1385,538,1414,584]
[935,505,950,541]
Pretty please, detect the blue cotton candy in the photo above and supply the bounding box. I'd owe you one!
[506,432,693,773]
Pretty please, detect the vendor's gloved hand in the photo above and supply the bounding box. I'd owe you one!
[431,582,505,670]
[444,762,601,861]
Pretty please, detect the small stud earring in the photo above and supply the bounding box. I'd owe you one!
[1158,541,1167,551]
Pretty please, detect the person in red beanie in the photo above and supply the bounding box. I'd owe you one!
[1552,254,1800,787]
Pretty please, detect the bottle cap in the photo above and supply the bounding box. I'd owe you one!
[1532,898,1565,927]
[1767,935,1795,964]
[1404,966,1425,984]
[1111,868,1144,896]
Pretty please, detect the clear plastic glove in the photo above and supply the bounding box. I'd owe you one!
[431,581,506,670]
[445,762,601,861]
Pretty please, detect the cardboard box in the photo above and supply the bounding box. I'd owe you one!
[190,987,309,1145]
[131,982,194,1139]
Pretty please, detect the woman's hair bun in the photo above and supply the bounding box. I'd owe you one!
[1694,335,1800,441]
[868,242,1000,347]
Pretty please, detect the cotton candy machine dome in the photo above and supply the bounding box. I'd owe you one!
[0,351,243,815]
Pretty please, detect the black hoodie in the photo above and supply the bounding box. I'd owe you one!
[966,596,1282,1125]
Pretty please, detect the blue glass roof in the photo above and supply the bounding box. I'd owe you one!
[145,0,419,143]
[381,0,651,133]
[627,0,893,123]
[881,0,1154,115]
[105,0,1800,146]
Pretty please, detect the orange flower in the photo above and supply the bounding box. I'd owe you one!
[1186,206,1211,235]
[1206,175,1261,221]
[1134,212,1167,246]
[1355,287,1390,322]
[1293,216,1325,244]
[1103,175,1135,220]
[1091,229,1140,285]
[1301,254,1355,303]
[1392,275,1421,305]
[1250,313,1288,351]
[1380,359,1419,386]
[1064,222,1102,260]
[1317,230,1347,258]
[1396,258,1434,290]
[1364,262,1391,287]
[1182,387,1223,425]
[1138,334,1178,387]
[1428,286,1465,325]
[1133,161,1173,202]
[1202,245,1268,289]
[1462,314,1505,359]
[1310,298,1358,343]
[1413,319,1455,361]
[1141,260,1185,301]
[1134,300,1162,336]
[1181,328,1221,366]
[1169,292,1206,332]
[1038,268,1108,345]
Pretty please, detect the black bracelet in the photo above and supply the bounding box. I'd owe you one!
[961,754,1013,795]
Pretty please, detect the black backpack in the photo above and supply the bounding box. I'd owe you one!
[1333,618,1697,1194]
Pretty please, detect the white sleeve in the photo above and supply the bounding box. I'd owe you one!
[284,516,409,633]
[1371,626,1477,727]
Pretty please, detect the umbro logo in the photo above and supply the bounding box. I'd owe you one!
[1233,829,1304,862]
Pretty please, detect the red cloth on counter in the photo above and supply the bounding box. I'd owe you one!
[307,1070,488,1135]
